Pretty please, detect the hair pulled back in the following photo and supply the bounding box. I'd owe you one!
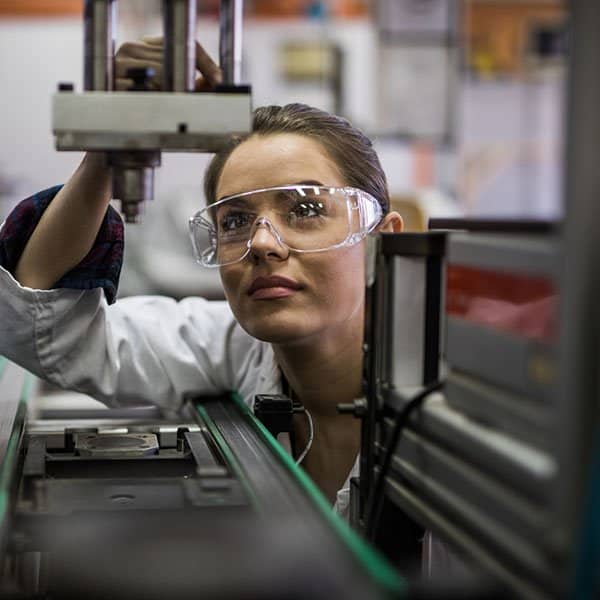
[203,103,390,213]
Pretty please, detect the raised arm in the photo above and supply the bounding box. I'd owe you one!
[14,152,112,289]
[14,36,222,291]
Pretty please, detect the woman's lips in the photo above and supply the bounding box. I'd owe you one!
[247,275,302,300]
[250,287,297,300]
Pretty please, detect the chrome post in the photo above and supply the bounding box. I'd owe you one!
[163,0,197,92]
[83,0,116,91]
[219,0,243,85]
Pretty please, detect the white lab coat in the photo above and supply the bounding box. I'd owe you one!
[0,264,356,517]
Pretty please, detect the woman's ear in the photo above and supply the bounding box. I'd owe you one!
[378,211,403,233]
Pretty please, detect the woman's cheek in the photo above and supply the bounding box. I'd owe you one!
[317,247,364,297]
[219,268,243,313]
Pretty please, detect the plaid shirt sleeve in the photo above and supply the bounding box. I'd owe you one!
[0,185,124,304]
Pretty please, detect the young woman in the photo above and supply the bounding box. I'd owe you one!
[0,38,402,515]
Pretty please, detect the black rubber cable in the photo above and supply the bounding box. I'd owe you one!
[365,379,445,541]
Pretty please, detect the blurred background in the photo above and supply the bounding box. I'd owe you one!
[0,0,567,299]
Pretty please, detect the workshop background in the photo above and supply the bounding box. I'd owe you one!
[0,0,567,299]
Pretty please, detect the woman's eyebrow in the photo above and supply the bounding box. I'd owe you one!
[291,180,324,186]
[215,197,250,209]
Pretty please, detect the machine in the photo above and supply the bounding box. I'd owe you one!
[52,0,251,222]
[350,3,600,598]
[0,358,403,599]
[357,224,561,598]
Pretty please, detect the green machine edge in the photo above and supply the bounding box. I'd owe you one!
[202,391,408,597]
[0,360,36,551]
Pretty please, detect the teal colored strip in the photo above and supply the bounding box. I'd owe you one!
[0,493,7,525]
[20,372,35,405]
[573,435,600,599]
[195,403,260,510]
[0,404,26,532]
[230,392,406,597]
[0,416,23,492]
[0,368,36,533]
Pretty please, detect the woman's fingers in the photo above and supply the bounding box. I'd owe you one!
[115,37,222,90]
[116,39,162,61]
[115,78,135,91]
[140,35,163,47]
[115,38,163,90]
[115,58,162,91]
[115,57,162,80]
[142,39,223,86]
[195,41,222,86]
[194,76,214,92]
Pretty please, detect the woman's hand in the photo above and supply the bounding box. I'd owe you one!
[115,36,223,91]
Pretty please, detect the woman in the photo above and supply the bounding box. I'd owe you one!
[0,38,402,514]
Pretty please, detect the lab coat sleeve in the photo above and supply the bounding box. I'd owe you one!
[0,264,256,410]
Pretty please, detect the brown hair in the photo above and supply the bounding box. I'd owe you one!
[203,103,390,213]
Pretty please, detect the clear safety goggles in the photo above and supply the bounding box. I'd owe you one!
[188,185,384,267]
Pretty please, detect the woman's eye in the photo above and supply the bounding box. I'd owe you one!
[291,200,326,219]
[220,212,252,232]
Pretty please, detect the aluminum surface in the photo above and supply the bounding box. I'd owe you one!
[391,256,426,387]
[84,0,115,91]
[163,0,196,92]
[220,0,244,84]
[53,92,251,138]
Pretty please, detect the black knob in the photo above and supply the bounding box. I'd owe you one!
[336,398,368,418]
[127,67,156,91]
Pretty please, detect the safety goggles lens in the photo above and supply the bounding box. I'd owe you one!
[189,186,382,267]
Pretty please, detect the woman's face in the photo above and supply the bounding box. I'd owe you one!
[216,133,370,347]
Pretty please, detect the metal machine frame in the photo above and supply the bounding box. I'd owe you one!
[360,224,562,598]
[0,358,403,599]
[53,0,251,222]
[354,4,600,597]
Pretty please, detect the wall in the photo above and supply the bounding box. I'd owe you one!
[459,75,565,218]
[0,17,84,217]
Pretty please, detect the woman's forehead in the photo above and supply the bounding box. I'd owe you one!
[216,133,345,199]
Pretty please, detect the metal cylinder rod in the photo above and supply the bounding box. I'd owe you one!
[219,0,243,85]
[163,0,196,92]
[109,151,161,224]
[84,0,116,91]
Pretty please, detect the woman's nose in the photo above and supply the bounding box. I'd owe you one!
[248,219,289,262]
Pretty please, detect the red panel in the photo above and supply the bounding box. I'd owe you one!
[446,264,557,343]
[0,1,81,16]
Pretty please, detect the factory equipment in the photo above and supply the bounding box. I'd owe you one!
[358,224,563,599]
[52,0,251,223]
[352,3,600,597]
[0,358,403,599]
[353,177,595,599]
[356,231,445,536]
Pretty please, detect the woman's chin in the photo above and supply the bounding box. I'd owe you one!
[240,315,318,346]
